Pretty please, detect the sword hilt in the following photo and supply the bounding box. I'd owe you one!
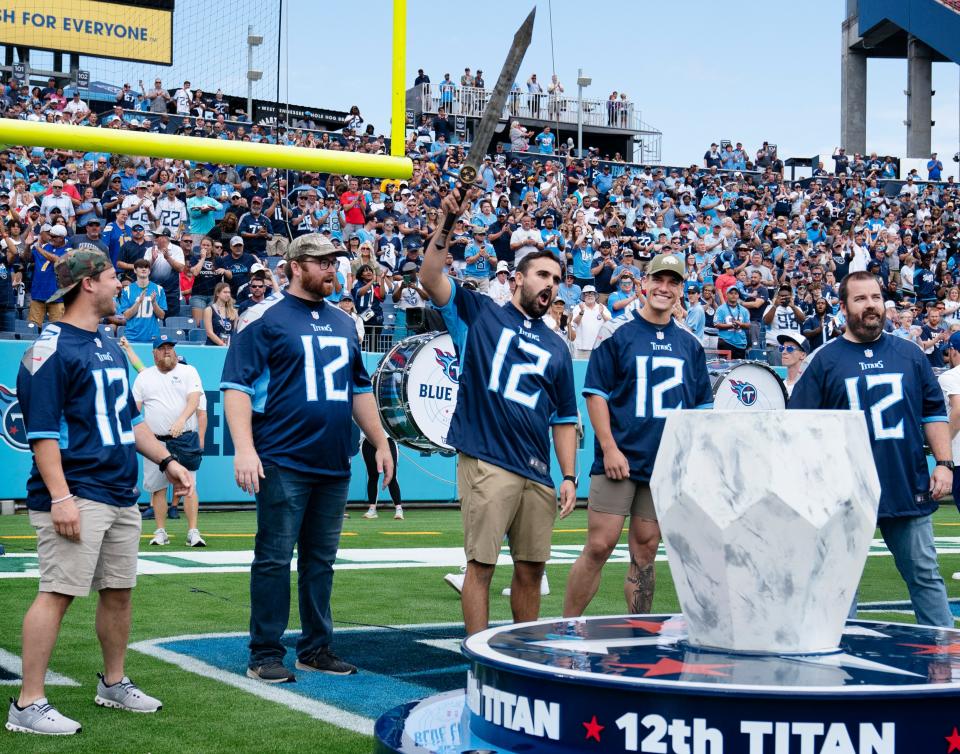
[433,180,475,250]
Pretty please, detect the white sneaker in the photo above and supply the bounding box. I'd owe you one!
[5,697,81,735]
[186,529,206,547]
[394,506,404,520]
[363,508,378,519]
[502,574,550,597]
[444,565,467,594]
[149,528,169,546]
[94,674,162,713]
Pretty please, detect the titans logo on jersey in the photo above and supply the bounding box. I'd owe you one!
[438,281,577,486]
[220,291,371,478]
[789,334,947,518]
[17,323,143,511]
[583,314,713,482]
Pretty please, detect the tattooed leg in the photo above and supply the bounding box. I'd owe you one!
[626,516,660,614]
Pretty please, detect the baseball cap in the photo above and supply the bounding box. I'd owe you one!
[163,182,177,191]
[49,249,111,300]
[48,225,68,238]
[777,331,810,353]
[496,261,510,273]
[131,223,145,232]
[285,232,339,262]
[250,263,265,274]
[647,253,685,281]
[949,332,960,353]
[582,285,597,294]
[230,236,244,247]
[152,333,177,349]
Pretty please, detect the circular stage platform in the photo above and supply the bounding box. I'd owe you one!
[375,614,960,753]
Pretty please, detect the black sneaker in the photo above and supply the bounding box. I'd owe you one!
[246,660,294,684]
[295,649,357,676]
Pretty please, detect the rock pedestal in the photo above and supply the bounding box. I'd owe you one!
[650,410,880,654]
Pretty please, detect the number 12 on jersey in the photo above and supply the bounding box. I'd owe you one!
[487,327,551,409]
[301,335,349,403]
[635,356,684,418]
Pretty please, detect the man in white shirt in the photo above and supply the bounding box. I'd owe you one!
[62,92,90,122]
[121,181,158,232]
[939,332,960,508]
[132,334,206,547]
[571,285,611,359]
[763,284,806,363]
[848,229,871,273]
[487,260,512,306]
[509,213,544,265]
[173,81,193,115]
[154,183,187,237]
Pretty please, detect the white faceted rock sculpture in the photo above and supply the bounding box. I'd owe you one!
[650,410,880,655]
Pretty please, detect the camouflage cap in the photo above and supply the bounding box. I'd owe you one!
[50,249,112,301]
[285,232,340,262]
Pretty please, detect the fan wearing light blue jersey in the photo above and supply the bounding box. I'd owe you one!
[423,189,578,636]
[790,271,954,628]
[564,253,713,619]
[222,233,393,682]
[9,249,191,735]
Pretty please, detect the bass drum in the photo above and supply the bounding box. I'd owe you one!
[373,332,460,453]
[708,359,787,410]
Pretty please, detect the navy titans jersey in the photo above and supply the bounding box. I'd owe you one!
[17,323,143,511]
[438,281,578,487]
[583,314,713,482]
[789,334,947,518]
[220,291,371,478]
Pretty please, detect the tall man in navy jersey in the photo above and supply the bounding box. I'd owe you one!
[564,254,713,617]
[222,233,393,682]
[422,193,579,636]
[8,249,192,736]
[790,271,955,627]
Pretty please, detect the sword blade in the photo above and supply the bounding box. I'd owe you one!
[459,8,535,185]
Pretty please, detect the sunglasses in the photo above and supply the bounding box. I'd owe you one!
[778,345,801,353]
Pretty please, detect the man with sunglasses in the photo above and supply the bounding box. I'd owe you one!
[222,234,393,683]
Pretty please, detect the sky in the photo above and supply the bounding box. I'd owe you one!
[280,0,960,170]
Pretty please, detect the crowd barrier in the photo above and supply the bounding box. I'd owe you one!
[0,340,595,505]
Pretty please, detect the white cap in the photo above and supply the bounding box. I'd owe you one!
[582,285,597,294]
[48,225,67,237]
[496,261,509,273]
[230,236,244,247]
[250,263,265,274]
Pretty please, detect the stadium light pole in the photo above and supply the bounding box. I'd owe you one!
[577,69,591,158]
[247,25,264,121]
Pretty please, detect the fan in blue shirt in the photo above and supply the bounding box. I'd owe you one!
[565,253,712,619]
[421,222,577,634]
[789,272,954,628]
[221,234,392,678]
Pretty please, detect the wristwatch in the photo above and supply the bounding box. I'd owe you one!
[936,460,955,471]
[158,455,175,473]
[562,474,578,485]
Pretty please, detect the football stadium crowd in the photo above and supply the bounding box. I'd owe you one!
[0,72,958,368]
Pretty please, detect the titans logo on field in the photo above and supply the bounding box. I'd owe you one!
[729,379,757,406]
[0,384,27,451]
[434,349,460,384]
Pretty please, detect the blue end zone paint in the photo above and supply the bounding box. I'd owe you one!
[153,624,469,722]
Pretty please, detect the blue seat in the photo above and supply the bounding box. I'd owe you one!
[0,332,17,340]
[188,329,207,343]
[165,316,194,330]
[14,320,36,334]
[266,257,282,271]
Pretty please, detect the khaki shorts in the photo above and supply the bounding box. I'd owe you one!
[29,498,142,597]
[142,457,197,494]
[28,300,64,328]
[587,475,656,520]
[458,454,556,565]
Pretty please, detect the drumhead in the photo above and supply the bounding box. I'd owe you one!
[373,332,459,452]
[405,332,459,450]
[708,359,787,410]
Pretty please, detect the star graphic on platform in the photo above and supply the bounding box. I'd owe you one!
[602,619,670,633]
[582,715,604,742]
[901,643,960,656]
[609,657,732,678]
[946,726,960,753]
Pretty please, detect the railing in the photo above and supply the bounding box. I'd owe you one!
[411,83,645,132]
